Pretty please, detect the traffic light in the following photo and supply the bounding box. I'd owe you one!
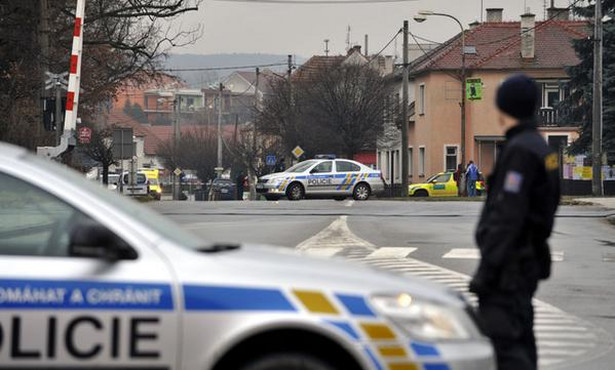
[41,97,67,131]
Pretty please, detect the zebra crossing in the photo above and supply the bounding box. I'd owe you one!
[297,216,612,369]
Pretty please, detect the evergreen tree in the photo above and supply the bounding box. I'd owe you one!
[561,1,615,161]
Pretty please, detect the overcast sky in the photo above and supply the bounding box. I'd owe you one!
[174,0,578,58]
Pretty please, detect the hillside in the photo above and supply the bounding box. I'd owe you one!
[164,53,307,88]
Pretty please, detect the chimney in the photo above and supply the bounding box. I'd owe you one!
[521,13,536,59]
[348,45,361,56]
[365,34,369,56]
[469,21,480,30]
[486,8,503,22]
[547,7,570,21]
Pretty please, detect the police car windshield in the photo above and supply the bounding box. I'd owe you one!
[24,154,205,250]
[285,160,318,173]
[426,174,439,183]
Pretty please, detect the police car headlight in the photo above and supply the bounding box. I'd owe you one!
[270,178,283,185]
[371,293,475,341]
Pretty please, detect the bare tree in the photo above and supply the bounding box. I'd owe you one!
[0,0,202,150]
[257,64,395,159]
[79,123,117,185]
[303,64,394,158]
[157,127,218,183]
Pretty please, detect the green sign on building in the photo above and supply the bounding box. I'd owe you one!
[466,78,483,101]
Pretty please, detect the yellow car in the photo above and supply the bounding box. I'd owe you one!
[409,172,485,197]
[140,168,163,200]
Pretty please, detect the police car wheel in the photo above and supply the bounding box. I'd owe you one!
[352,183,370,201]
[240,352,335,370]
[414,189,428,197]
[286,183,304,201]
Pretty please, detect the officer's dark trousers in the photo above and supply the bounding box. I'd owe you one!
[477,289,537,370]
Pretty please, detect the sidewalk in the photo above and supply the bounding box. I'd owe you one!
[576,197,615,209]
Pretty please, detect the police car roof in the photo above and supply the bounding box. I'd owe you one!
[0,141,28,160]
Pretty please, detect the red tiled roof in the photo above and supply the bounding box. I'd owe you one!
[104,110,236,156]
[410,20,590,74]
[293,55,346,81]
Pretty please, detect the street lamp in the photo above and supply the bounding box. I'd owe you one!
[414,10,467,170]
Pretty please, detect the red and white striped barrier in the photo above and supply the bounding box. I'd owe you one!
[64,0,85,132]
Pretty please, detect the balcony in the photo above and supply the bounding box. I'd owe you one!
[539,107,558,126]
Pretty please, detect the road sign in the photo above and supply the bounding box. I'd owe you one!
[112,128,135,159]
[174,168,183,177]
[78,126,92,144]
[292,146,304,159]
[466,78,483,101]
[266,154,276,166]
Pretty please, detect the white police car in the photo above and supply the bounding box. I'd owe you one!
[257,156,385,201]
[0,142,494,369]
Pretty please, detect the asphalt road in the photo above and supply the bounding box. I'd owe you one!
[149,199,615,369]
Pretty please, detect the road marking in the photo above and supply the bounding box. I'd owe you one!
[295,218,613,369]
[442,248,480,259]
[345,200,355,207]
[551,251,565,262]
[296,216,375,250]
[302,247,344,258]
[365,247,417,259]
[443,248,565,262]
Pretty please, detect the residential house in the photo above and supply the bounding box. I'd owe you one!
[143,88,204,125]
[378,7,589,184]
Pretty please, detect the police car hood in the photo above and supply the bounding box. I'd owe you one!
[260,172,290,180]
[182,243,463,308]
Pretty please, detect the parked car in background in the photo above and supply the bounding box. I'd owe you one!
[408,172,485,197]
[257,157,385,201]
[209,178,237,200]
[140,168,163,200]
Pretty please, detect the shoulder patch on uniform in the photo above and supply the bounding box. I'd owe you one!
[545,153,559,171]
[504,171,523,194]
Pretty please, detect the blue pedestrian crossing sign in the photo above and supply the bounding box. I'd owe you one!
[266,154,276,166]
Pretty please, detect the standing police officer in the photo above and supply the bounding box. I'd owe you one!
[469,74,560,369]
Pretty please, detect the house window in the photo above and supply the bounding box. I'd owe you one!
[419,147,426,176]
[445,146,458,172]
[408,148,413,176]
[419,84,426,115]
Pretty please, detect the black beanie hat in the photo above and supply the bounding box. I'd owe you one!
[496,74,540,120]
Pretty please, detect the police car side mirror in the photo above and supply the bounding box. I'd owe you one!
[69,220,138,261]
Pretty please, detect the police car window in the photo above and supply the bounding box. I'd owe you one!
[336,161,360,173]
[434,174,450,183]
[311,161,332,173]
[285,160,317,173]
[24,154,205,250]
[122,173,147,184]
[0,172,86,257]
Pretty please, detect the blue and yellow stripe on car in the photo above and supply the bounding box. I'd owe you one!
[182,285,448,370]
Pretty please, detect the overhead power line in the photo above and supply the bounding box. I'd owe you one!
[215,0,419,3]
[161,62,288,72]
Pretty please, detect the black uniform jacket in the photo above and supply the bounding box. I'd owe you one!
[470,121,560,295]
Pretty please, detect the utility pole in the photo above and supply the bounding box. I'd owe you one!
[592,0,604,196]
[251,67,260,200]
[40,0,50,141]
[54,81,62,145]
[401,21,409,197]
[173,96,181,200]
[217,83,224,174]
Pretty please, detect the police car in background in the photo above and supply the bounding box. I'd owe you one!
[257,155,386,201]
[0,142,494,370]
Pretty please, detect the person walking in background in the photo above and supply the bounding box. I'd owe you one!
[466,160,479,197]
[453,163,464,196]
[469,74,560,370]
